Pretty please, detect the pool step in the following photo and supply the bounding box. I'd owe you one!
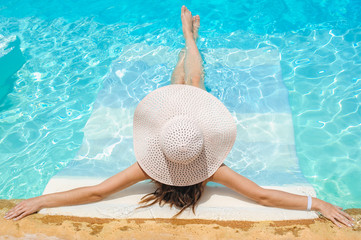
[40,44,317,220]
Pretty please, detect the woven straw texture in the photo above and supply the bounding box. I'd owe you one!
[133,84,236,186]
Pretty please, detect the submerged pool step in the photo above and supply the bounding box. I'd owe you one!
[40,44,316,220]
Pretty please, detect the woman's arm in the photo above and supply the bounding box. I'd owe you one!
[210,164,354,227]
[4,162,149,220]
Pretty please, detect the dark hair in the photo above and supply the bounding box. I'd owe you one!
[138,180,204,217]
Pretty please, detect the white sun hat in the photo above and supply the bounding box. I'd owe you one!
[133,84,237,186]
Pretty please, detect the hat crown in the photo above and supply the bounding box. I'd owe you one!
[160,115,204,165]
[133,84,237,186]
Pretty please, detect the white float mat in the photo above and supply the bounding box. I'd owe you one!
[40,178,318,221]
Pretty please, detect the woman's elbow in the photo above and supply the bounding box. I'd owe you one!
[90,193,104,202]
[88,186,107,202]
[258,197,272,207]
[253,189,273,207]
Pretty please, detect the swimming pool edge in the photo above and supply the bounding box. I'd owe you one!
[1,199,360,240]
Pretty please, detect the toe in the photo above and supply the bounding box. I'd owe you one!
[181,6,186,14]
[193,16,200,29]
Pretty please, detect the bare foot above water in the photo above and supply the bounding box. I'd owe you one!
[193,15,200,41]
[181,6,194,40]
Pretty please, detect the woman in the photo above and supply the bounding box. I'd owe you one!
[4,6,354,228]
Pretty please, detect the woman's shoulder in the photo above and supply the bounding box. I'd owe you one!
[205,163,227,184]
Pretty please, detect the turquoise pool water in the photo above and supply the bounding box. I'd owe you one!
[0,0,360,208]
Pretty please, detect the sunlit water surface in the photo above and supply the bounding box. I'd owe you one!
[0,0,360,208]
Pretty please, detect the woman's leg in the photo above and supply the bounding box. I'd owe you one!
[181,6,205,90]
[171,15,200,85]
[171,6,205,90]
[170,48,186,84]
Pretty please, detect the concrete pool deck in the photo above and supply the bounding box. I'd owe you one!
[1,200,360,240]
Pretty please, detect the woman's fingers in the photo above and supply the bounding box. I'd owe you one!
[10,210,25,220]
[327,207,354,227]
[335,205,354,221]
[326,215,343,228]
[5,201,28,220]
[5,207,23,219]
[6,209,28,220]
[5,198,42,221]
[13,211,28,221]
[5,210,17,219]
[334,206,354,226]
[6,202,23,215]
[335,211,354,227]
[318,201,355,228]
[5,207,15,218]
[339,208,354,221]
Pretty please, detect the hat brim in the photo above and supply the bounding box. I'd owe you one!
[133,84,237,186]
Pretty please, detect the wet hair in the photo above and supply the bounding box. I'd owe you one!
[138,180,204,217]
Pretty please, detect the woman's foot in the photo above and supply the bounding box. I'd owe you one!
[181,6,193,40]
[193,15,200,41]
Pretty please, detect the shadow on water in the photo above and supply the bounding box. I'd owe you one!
[0,35,26,111]
[0,75,17,111]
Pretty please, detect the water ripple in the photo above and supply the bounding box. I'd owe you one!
[0,2,360,208]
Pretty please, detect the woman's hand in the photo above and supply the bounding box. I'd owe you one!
[316,199,354,227]
[4,197,43,221]
[4,163,148,221]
